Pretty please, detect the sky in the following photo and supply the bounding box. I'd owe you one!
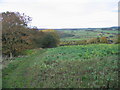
[0,0,119,29]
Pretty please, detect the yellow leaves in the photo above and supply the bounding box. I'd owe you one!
[40,29,56,33]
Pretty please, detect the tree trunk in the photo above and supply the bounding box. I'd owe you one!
[10,52,13,59]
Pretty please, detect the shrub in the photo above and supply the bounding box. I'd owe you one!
[86,38,99,44]
[40,30,60,48]
[99,37,108,43]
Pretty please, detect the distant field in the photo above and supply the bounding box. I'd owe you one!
[3,44,119,88]
[61,38,86,41]
[59,29,119,41]
[98,30,119,34]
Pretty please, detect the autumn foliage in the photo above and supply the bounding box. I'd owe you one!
[2,12,33,57]
[2,11,60,58]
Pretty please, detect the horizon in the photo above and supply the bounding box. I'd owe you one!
[35,26,119,29]
[0,0,119,28]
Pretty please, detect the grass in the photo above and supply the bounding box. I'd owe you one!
[2,44,119,88]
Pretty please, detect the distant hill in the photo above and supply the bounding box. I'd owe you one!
[38,26,119,31]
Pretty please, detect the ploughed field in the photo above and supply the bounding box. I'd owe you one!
[3,44,119,88]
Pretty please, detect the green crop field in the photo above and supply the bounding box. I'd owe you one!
[3,44,119,88]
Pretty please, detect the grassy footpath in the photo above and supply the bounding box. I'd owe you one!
[2,44,119,88]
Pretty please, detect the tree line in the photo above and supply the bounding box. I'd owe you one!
[2,11,60,58]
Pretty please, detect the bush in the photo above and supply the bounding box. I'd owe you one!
[86,38,100,44]
[113,35,120,44]
[99,37,108,43]
[41,32,60,48]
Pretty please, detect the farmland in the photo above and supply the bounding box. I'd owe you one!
[2,13,119,88]
[2,11,119,89]
[58,29,119,42]
[3,44,119,88]
[1,0,120,88]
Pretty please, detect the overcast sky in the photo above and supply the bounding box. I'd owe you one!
[0,0,119,28]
